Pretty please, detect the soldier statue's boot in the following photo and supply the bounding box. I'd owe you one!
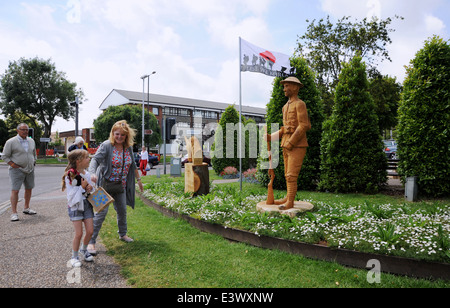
[279,179,297,210]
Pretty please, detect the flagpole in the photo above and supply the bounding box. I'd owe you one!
[238,37,243,191]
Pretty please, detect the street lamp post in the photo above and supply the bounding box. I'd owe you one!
[70,96,80,136]
[75,96,79,137]
[141,72,156,147]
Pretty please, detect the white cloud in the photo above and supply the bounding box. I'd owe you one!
[0,28,55,61]
[320,0,378,19]
[366,0,382,19]
[208,16,270,50]
[20,2,57,30]
[425,14,446,33]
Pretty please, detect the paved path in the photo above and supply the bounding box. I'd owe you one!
[0,189,129,288]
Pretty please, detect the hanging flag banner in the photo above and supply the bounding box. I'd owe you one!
[240,38,294,77]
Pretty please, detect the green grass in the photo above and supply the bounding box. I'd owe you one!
[36,157,68,164]
[1,157,67,165]
[99,196,450,288]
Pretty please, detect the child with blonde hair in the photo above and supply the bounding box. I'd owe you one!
[62,149,95,267]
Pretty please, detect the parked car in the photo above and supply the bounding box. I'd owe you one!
[134,152,159,169]
[383,140,398,159]
[181,154,211,167]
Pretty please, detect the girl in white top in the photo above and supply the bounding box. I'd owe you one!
[62,149,95,267]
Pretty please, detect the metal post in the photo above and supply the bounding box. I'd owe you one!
[238,37,243,191]
[147,76,150,149]
[75,96,79,136]
[141,75,148,147]
[147,72,156,148]
[163,114,167,174]
[141,72,156,148]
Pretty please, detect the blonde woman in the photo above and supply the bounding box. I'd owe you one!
[87,120,143,255]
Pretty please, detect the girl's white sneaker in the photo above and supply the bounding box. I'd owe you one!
[70,257,82,268]
[80,250,94,262]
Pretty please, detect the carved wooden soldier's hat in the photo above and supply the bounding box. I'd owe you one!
[280,76,304,88]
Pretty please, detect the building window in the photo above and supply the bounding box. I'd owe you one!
[163,107,178,116]
[152,107,159,116]
[178,108,189,116]
[193,110,218,119]
[163,107,191,116]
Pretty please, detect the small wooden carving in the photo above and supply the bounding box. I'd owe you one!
[184,136,209,196]
[185,136,203,165]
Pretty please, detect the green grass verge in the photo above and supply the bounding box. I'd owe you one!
[99,197,450,288]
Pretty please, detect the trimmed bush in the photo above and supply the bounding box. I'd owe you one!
[318,55,387,193]
[397,36,450,197]
[211,105,255,175]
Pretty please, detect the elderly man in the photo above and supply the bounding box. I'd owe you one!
[266,77,311,210]
[3,123,37,221]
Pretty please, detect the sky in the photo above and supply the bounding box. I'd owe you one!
[0,0,448,133]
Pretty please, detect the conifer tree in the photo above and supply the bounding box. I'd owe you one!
[397,36,450,197]
[319,56,387,193]
[211,105,248,175]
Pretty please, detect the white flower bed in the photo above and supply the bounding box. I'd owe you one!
[142,182,450,263]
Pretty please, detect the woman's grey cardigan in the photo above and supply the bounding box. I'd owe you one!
[89,140,138,209]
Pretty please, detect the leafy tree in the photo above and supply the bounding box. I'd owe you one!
[5,111,43,146]
[0,57,83,154]
[397,36,450,197]
[296,15,403,116]
[0,119,8,151]
[257,57,324,191]
[368,72,402,136]
[319,55,387,194]
[93,105,161,148]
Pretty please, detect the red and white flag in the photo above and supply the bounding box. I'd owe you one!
[240,38,294,77]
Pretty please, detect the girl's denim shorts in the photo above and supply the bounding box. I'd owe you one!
[68,200,94,221]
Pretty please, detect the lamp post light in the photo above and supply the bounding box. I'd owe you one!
[141,71,156,146]
[70,96,81,136]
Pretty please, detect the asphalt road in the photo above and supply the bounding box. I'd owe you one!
[0,164,67,215]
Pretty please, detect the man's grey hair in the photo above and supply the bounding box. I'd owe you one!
[17,123,29,129]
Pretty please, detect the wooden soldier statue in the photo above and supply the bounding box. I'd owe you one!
[266,76,311,210]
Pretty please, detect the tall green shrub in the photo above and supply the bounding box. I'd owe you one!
[397,36,450,197]
[257,57,324,190]
[319,56,387,193]
[211,105,249,175]
[368,72,402,135]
